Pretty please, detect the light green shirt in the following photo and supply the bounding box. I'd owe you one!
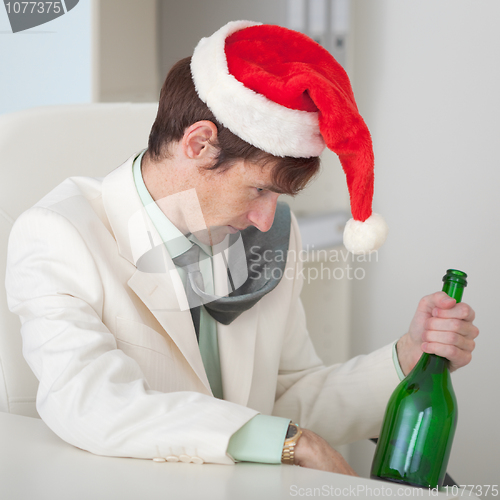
[393,341,406,381]
[133,149,223,399]
[132,150,289,463]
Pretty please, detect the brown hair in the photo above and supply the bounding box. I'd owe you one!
[147,57,320,195]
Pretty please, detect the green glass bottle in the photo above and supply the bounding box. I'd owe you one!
[370,269,467,488]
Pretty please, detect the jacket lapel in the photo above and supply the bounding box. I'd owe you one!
[101,155,212,394]
[127,268,212,394]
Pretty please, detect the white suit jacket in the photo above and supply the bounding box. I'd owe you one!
[6,154,400,464]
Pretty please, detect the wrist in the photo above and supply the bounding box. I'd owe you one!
[397,333,422,376]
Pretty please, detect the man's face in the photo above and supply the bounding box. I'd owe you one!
[192,160,283,246]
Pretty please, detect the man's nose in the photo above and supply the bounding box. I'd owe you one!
[247,194,279,232]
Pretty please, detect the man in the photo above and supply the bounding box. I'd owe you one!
[5,21,478,473]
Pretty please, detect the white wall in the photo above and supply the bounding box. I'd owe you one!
[349,0,500,487]
[0,0,91,115]
[96,0,159,102]
[158,0,286,79]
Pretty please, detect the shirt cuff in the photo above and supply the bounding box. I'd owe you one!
[227,414,291,464]
[392,340,406,381]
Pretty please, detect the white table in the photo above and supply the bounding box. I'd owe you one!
[0,412,473,500]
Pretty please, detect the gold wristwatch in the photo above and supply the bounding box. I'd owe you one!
[281,423,302,465]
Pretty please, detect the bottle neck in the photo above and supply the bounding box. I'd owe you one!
[442,281,464,303]
[404,270,466,381]
[441,269,467,303]
[432,273,465,371]
[417,351,450,375]
[416,277,463,375]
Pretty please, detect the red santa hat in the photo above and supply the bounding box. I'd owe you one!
[191,20,388,254]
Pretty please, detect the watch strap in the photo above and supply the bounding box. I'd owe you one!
[281,423,302,465]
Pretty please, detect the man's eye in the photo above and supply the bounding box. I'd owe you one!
[256,188,264,193]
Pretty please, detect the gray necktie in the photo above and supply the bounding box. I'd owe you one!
[138,203,292,327]
[202,202,291,325]
[172,244,217,341]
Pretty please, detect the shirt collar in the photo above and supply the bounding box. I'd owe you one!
[133,150,212,258]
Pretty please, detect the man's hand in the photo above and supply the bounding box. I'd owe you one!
[397,291,479,376]
[293,429,358,476]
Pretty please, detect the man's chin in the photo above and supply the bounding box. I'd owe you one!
[192,226,242,246]
[210,226,242,246]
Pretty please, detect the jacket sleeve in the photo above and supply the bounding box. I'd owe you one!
[5,207,257,464]
[271,213,401,446]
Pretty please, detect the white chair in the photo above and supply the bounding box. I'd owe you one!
[0,103,158,417]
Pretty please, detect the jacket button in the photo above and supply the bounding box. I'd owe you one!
[153,457,166,463]
[179,455,191,463]
[166,456,179,462]
[190,456,204,464]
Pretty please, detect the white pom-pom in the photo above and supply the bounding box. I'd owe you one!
[343,213,389,254]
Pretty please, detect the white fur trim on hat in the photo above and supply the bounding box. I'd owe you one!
[191,20,326,158]
[343,213,389,254]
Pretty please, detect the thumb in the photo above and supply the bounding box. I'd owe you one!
[419,291,455,315]
[434,291,456,310]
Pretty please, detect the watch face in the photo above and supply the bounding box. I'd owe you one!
[286,424,298,440]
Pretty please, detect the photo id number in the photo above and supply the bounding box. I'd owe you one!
[5,2,63,14]
[442,485,499,497]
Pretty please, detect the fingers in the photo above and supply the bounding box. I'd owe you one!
[432,301,476,322]
[425,298,478,342]
[421,329,476,355]
[421,305,479,371]
[425,315,479,339]
[418,291,456,313]
[421,342,473,371]
[406,292,478,374]
[425,309,479,347]
[294,429,358,476]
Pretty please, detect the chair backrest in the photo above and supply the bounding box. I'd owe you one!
[0,103,158,417]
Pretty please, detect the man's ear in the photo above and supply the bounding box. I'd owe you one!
[182,121,218,160]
